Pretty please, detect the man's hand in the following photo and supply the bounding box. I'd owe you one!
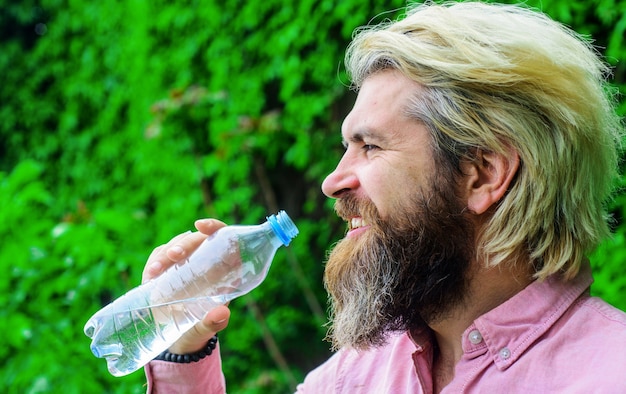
[142,218,231,354]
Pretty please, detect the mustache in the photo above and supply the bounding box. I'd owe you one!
[334,196,360,220]
[334,196,380,224]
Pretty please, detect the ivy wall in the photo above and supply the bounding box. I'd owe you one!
[1,0,625,392]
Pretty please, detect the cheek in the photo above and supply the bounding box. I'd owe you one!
[363,170,419,218]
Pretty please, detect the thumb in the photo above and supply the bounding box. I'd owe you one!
[167,305,231,354]
[198,305,231,335]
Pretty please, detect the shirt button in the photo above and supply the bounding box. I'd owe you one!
[499,347,511,360]
[468,330,483,344]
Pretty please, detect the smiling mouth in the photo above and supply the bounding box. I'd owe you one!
[349,217,368,230]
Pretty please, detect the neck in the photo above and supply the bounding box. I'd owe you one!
[428,261,534,391]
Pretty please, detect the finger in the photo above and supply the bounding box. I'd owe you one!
[142,231,200,283]
[143,243,174,283]
[164,231,208,263]
[194,218,227,235]
[198,304,231,335]
[147,231,190,265]
[167,305,231,354]
[141,220,227,283]
[142,245,165,283]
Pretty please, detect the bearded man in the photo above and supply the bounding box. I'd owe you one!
[142,2,626,393]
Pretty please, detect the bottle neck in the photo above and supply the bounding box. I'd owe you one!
[267,211,298,246]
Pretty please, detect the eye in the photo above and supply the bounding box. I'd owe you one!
[362,144,380,152]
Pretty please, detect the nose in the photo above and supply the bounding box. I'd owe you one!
[321,154,359,198]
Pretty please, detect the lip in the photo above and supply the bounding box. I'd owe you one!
[347,225,370,238]
[346,217,370,238]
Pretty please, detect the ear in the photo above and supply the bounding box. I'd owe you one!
[461,148,520,215]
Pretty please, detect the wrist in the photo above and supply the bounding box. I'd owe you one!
[154,335,218,363]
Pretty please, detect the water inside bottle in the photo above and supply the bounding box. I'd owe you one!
[84,213,298,376]
[84,294,230,376]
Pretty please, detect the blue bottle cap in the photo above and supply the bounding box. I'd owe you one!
[267,210,299,246]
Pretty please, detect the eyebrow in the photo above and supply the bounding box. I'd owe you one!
[341,129,388,148]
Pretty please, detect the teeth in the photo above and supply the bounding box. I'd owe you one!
[350,217,366,229]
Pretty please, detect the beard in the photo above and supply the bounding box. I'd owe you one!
[323,178,474,351]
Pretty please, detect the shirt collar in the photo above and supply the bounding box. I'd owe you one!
[462,261,593,370]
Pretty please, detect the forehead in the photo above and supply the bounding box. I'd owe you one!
[342,70,426,143]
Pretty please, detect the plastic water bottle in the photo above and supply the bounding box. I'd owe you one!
[84,211,298,377]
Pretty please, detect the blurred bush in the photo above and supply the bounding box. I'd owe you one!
[1,0,624,393]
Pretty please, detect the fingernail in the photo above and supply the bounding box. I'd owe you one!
[150,260,163,272]
[170,245,184,256]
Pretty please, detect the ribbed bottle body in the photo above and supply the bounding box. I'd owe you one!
[84,211,298,376]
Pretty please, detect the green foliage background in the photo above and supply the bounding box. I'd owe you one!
[1,0,624,393]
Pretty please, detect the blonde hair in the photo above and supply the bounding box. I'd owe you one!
[345,1,624,279]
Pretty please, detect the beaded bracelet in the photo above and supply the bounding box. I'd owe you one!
[154,335,218,363]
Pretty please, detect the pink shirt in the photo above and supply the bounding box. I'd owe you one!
[145,343,226,393]
[146,263,626,393]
